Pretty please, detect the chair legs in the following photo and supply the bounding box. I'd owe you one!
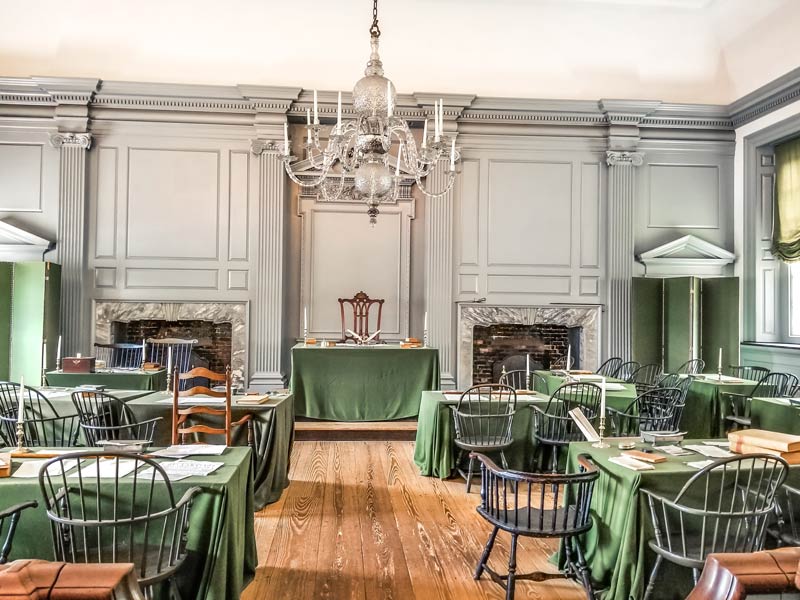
[507,533,518,600]
[499,450,509,470]
[642,555,662,600]
[465,454,476,493]
[474,525,498,579]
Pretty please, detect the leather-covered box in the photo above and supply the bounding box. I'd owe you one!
[61,356,96,373]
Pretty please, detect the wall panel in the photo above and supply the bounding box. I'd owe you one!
[94,147,117,258]
[0,143,42,212]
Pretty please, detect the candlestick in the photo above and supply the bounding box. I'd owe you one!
[304,306,309,345]
[41,341,47,377]
[422,119,428,148]
[434,101,440,142]
[600,377,606,415]
[56,335,62,370]
[438,98,444,139]
[567,344,572,371]
[336,91,342,131]
[592,415,609,448]
[526,353,530,382]
[17,376,25,424]
[141,338,147,369]
[313,90,319,124]
[306,108,311,127]
[423,311,429,348]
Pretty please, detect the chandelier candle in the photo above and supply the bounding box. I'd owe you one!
[313,90,319,124]
[422,120,428,148]
[284,123,289,156]
[337,91,342,130]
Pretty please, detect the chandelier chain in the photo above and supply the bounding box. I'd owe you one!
[369,0,381,38]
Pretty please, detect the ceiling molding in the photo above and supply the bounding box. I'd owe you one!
[728,65,800,128]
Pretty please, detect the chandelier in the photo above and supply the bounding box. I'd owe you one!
[281,0,459,225]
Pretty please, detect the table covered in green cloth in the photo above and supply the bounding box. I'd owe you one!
[534,371,637,411]
[0,446,257,600]
[751,396,800,434]
[291,343,439,421]
[561,439,800,600]
[128,391,294,508]
[45,369,168,391]
[414,390,550,477]
[34,387,154,413]
[681,376,758,438]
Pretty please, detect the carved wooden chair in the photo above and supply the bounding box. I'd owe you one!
[93,343,143,369]
[338,291,384,342]
[172,366,251,446]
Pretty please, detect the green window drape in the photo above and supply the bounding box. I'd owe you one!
[773,137,800,262]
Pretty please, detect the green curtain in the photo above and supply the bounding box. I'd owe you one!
[773,137,800,262]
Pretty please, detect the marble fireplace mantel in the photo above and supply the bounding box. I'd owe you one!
[94,301,248,385]
[457,303,602,389]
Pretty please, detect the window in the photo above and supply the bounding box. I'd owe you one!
[790,262,800,339]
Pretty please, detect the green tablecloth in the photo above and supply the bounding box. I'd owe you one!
[751,397,800,434]
[128,391,294,508]
[534,371,637,411]
[0,446,256,600]
[45,369,168,391]
[681,376,758,438]
[562,439,800,600]
[290,343,439,421]
[413,390,550,477]
[35,387,154,414]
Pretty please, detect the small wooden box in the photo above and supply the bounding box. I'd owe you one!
[62,356,96,373]
[0,453,10,478]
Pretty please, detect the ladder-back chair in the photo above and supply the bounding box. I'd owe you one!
[338,291,384,342]
[172,366,251,446]
[472,452,599,600]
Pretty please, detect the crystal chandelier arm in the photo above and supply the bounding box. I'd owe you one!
[413,166,456,199]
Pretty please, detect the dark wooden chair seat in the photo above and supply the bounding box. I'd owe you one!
[338,291,384,342]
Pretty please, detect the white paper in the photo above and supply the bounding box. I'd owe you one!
[608,456,655,471]
[156,397,226,405]
[140,460,222,481]
[687,460,716,470]
[13,459,79,478]
[70,458,138,479]
[568,407,601,443]
[443,393,462,402]
[702,441,731,448]
[683,444,734,458]
[657,445,693,456]
[151,444,227,458]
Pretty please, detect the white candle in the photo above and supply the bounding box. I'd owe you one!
[434,101,440,142]
[567,344,572,371]
[304,306,308,332]
[42,341,47,372]
[56,335,62,366]
[306,108,311,127]
[313,90,319,124]
[438,98,444,138]
[142,339,147,363]
[307,127,312,147]
[76,352,82,359]
[283,122,289,156]
[449,139,456,171]
[600,377,606,416]
[167,346,173,376]
[336,91,342,130]
[718,347,723,373]
[422,119,428,148]
[17,375,25,423]
[387,81,393,117]
[424,311,428,332]
[526,354,530,382]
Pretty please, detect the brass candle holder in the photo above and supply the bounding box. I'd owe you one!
[11,421,30,456]
[592,416,609,448]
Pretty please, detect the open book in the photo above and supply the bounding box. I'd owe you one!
[568,407,601,443]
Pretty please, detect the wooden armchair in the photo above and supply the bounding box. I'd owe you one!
[338,291,384,342]
[171,366,251,446]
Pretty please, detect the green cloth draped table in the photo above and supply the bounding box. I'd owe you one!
[413,390,550,477]
[128,391,295,508]
[561,440,800,600]
[681,376,759,438]
[45,369,168,391]
[290,343,439,421]
[0,446,257,600]
[534,370,637,411]
[751,397,800,434]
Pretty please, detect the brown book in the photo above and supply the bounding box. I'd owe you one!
[728,429,800,453]
[730,439,800,465]
[621,450,667,463]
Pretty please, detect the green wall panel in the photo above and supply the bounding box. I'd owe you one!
[701,277,740,373]
[664,277,700,372]
[0,263,12,380]
[632,278,663,366]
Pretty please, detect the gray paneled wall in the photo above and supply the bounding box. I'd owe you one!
[0,77,741,387]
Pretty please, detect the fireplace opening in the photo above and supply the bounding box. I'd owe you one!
[111,319,232,374]
[472,323,581,384]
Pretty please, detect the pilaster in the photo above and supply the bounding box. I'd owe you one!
[50,132,92,355]
[249,139,288,389]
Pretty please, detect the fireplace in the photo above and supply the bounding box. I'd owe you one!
[95,301,247,386]
[472,323,581,384]
[457,304,602,390]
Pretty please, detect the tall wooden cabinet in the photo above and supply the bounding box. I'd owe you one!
[0,262,61,385]
[632,276,739,372]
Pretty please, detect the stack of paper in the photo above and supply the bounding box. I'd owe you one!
[608,456,655,471]
[151,444,227,458]
[70,458,138,479]
[13,459,79,478]
[657,445,693,457]
[141,460,222,481]
[683,444,735,458]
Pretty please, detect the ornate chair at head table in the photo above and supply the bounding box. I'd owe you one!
[338,291,384,342]
[172,366,252,448]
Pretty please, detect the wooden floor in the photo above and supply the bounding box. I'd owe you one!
[242,441,584,599]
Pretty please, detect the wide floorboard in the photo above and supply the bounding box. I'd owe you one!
[242,441,584,599]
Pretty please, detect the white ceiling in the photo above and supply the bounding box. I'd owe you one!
[1,0,798,104]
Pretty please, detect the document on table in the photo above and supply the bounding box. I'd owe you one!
[140,460,223,481]
[657,445,693,456]
[687,460,716,470]
[13,459,79,478]
[151,444,227,458]
[683,444,735,458]
[608,456,655,471]
[70,458,138,479]
[156,397,226,405]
